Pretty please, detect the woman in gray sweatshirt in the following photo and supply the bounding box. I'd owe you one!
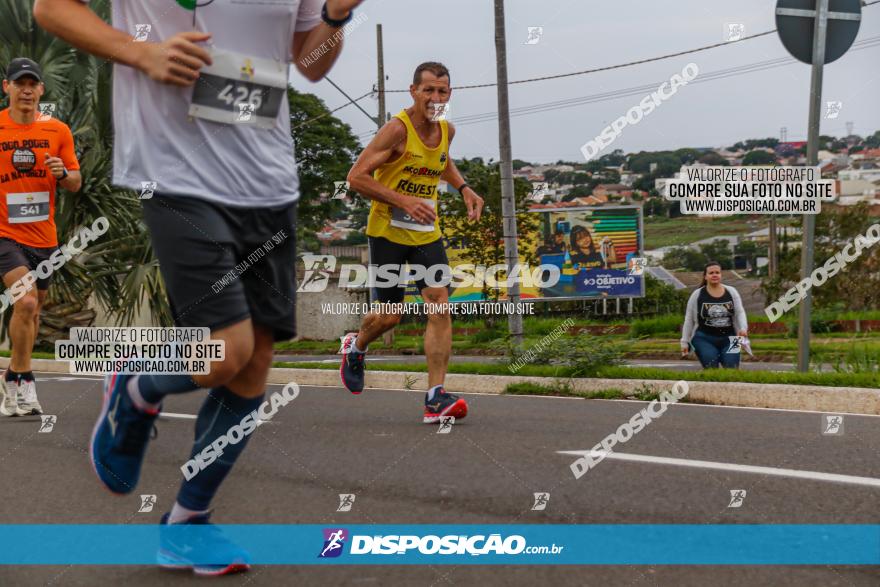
[680,261,749,369]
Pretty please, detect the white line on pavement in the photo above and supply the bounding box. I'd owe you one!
[159,412,197,420]
[557,450,880,488]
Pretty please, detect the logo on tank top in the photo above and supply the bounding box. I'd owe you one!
[701,301,733,328]
[240,59,255,81]
[440,152,447,164]
[11,148,36,172]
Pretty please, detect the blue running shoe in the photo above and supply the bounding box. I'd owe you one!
[423,387,468,424]
[89,373,159,494]
[158,512,251,576]
[339,332,366,394]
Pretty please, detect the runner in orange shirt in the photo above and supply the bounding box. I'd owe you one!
[0,57,82,417]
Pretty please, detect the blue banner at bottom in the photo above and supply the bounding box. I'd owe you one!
[0,525,878,565]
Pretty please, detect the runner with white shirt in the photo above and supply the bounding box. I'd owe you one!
[34,0,363,575]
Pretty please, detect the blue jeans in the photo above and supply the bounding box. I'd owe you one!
[690,330,741,369]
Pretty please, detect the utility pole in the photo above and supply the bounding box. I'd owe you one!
[376,24,386,127]
[493,0,523,347]
[376,23,394,348]
[768,217,778,278]
[776,0,861,372]
[796,0,828,373]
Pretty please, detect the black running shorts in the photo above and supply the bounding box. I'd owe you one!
[368,236,449,304]
[0,238,58,290]
[141,194,297,341]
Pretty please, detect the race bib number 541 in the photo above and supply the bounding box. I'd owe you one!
[189,49,287,130]
[7,192,49,224]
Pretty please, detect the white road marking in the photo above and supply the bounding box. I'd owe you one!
[159,412,197,420]
[557,450,880,488]
[159,412,274,425]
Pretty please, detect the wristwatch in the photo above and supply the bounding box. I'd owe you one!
[321,2,353,27]
[60,167,68,180]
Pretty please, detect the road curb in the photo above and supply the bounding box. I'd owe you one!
[17,358,879,416]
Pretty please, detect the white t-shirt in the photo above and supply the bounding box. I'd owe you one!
[84,0,323,207]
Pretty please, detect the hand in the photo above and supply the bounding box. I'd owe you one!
[462,187,484,221]
[44,153,65,179]
[325,0,364,20]
[135,32,213,86]
[605,241,618,264]
[401,198,436,225]
[737,330,748,337]
[681,346,690,358]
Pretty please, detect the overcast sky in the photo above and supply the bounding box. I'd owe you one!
[289,0,879,164]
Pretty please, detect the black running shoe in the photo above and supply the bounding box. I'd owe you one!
[423,387,468,424]
[339,333,365,394]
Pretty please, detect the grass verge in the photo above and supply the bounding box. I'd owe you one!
[272,361,879,388]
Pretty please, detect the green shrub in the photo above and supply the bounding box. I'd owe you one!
[470,327,503,344]
[630,314,682,337]
[507,334,629,378]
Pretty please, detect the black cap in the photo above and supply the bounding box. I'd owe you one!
[6,58,43,83]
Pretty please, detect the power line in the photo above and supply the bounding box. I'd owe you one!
[354,35,879,137]
[302,29,781,131]
[385,30,779,92]
[305,2,880,133]
[291,90,374,131]
[447,36,880,127]
[324,77,377,124]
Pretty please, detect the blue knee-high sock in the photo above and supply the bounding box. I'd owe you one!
[176,386,265,511]
[136,374,201,404]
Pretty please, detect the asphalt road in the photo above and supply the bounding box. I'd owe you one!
[1,373,879,586]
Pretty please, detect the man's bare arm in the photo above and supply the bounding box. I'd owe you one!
[347,120,436,225]
[440,123,483,221]
[34,0,213,86]
[292,0,363,82]
[60,171,82,193]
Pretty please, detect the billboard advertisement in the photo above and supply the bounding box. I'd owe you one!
[531,205,644,300]
[405,205,644,302]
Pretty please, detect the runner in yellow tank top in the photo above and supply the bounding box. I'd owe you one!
[342,62,484,424]
[365,109,447,246]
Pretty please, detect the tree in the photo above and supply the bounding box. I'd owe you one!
[661,247,707,271]
[674,148,701,165]
[698,240,733,268]
[762,203,880,311]
[863,130,880,148]
[742,150,777,166]
[439,158,539,301]
[564,185,592,200]
[288,88,362,245]
[543,169,560,184]
[731,138,779,151]
[1,0,173,342]
[512,159,531,170]
[698,151,729,166]
[734,239,765,272]
[627,151,680,175]
[643,197,671,218]
[596,149,625,167]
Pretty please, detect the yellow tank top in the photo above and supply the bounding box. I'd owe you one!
[365,109,449,246]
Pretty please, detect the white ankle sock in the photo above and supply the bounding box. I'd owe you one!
[168,501,209,524]
[353,338,367,354]
[427,385,443,401]
[126,376,161,413]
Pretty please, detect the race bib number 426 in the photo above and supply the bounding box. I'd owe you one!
[189,49,287,130]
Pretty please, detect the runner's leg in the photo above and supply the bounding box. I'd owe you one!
[421,285,451,388]
[355,236,407,349]
[172,326,273,520]
[4,266,38,374]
